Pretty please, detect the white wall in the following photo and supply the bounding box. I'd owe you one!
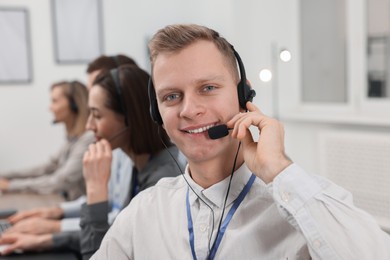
[0,0,87,170]
[2,0,389,182]
[0,0,293,170]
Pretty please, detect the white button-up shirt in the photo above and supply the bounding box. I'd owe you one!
[92,163,390,260]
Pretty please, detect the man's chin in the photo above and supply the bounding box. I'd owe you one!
[182,148,219,164]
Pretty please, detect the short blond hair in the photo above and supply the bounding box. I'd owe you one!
[148,24,239,82]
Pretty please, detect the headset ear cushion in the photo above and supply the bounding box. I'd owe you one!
[238,82,256,109]
[247,87,256,102]
[70,100,78,113]
[148,78,163,125]
[150,99,163,125]
[69,81,79,114]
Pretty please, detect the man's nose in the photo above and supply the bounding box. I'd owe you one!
[179,93,206,120]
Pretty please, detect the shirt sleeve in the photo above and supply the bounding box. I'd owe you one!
[79,201,110,260]
[61,196,86,218]
[0,151,61,179]
[271,163,390,259]
[7,132,93,199]
[89,201,136,260]
[52,231,81,252]
[61,217,81,232]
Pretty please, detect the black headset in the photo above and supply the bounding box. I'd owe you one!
[110,68,129,126]
[111,55,120,66]
[69,81,79,114]
[148,45,256,125]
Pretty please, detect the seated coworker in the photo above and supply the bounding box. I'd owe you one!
[0,65,184,256]
[0,56,138,255]
[91,24,390,259]
[80,64,185,259]
[0,81,93,200]
[4,149,132,235]
[86,54,137,91]
[4,54,139,236]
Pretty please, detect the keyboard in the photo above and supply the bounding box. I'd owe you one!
[0,220,11,235]
[0,208,17,219]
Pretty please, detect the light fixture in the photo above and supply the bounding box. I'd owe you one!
[259,69,272,82]
[279,49,292,62]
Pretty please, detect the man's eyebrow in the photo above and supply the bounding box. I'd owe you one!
[156,87,178,99]
[193,74,227,85]
[155,75,227,97]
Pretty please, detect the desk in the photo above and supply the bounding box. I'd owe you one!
[0,250,79,260]
[0,194,76,259]
[0,192,64,210]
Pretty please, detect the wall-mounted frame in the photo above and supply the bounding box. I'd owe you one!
[0,8,33,84]
[51,0,104,64]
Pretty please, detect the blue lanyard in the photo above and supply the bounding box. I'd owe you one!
[186,174,256,260]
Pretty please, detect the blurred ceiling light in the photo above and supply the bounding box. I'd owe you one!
[279,49,292,62]
[259,69,272,82]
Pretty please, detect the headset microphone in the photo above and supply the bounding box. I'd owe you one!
[107,127,128,143]
[208,124,232,140]
[93,128,128,145]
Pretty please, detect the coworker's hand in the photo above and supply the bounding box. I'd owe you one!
[8,207,63,224]
[0,178,9,191]
[5,217,61,235]
[0,233,53,255]
[83,139,112,204]
[228,102,292,184]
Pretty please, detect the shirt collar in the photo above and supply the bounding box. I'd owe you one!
[185,163,253,208]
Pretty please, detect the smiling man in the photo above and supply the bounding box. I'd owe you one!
[91,24,390,260]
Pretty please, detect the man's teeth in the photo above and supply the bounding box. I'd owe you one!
[187,125,214,134]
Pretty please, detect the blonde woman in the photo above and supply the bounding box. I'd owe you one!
[0,81,94,200]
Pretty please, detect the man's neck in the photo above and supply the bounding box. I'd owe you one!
[188,150,244,189]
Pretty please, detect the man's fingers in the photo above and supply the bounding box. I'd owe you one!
[245,101,260,113]
[240,128,255,148]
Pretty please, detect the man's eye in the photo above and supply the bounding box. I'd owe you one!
[165,93,180,101]
[203,85,216,92]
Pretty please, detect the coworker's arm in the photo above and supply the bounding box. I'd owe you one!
[80,139,112,259]
[61,195,86,218]
[61,218,82,232]
[0,231,80,256]
[0,233,53,256]
[8,206,64,224]
[52,231,80,252]
[0,152,60,179]
[5,218,60,235]
[59,196,86,231]
[79,201,110,260]
[82,139,112,205]
[7,132,93,196]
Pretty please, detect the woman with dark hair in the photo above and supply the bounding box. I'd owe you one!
[0,81,93,200]
[80,64,184,258]
[0,65,184,257]
[86,54,137,91]
[4,54,139,237]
